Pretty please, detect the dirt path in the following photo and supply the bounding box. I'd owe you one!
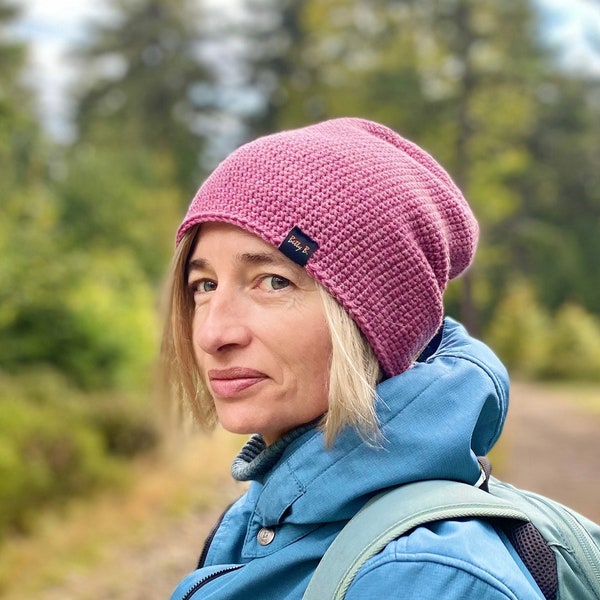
[495,381,600,522]
[14,383,600,599]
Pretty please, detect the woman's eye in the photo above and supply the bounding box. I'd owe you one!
[265,275,290,291]
[192,279,217,294]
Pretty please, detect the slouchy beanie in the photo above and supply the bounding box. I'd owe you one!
[177,117,478,377]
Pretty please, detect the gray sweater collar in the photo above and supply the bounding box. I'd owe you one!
[231,421,318,482]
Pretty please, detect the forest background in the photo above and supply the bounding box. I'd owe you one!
[2,0,600,553]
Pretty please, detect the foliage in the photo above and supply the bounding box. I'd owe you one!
[0,400,113,535]
[0,189,160,389]
[55,144,182,282]
[71,0,215,196]
[514,77,600,315]
[0,0,46,193]
[542,304,600,381]
[486,282,600,382]
[485,280,551,378]
[0,370,160,538]
[0,0,170,541]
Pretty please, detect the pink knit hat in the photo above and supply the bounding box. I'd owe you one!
[177,118,478,376]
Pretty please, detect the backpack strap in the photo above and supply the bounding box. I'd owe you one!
[303,479,530,600]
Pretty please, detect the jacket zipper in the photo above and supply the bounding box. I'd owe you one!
[181,565,243,600]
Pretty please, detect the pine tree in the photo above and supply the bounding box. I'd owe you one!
[71,0,215,194]
[0,0,44,190]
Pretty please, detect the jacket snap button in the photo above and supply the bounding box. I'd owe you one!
[257,527,275,546]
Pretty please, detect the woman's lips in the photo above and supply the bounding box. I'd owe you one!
[208,368,268,398]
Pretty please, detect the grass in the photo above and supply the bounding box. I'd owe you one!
[0,428,244,599]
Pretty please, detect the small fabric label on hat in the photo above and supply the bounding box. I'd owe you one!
[279,227,319,266]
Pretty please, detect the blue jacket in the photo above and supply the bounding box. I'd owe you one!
[171,318,543,599]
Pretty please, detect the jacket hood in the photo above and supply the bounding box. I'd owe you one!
[245,318,509,529]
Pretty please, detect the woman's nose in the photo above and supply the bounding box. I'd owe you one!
[193,291,252,355]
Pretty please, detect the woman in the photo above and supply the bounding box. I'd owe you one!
[164,118,543,599]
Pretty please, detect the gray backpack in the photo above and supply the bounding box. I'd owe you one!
[303,476,600,600]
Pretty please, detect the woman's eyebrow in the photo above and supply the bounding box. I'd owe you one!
[187,257,208,272]
[237,252,288,266]
[186,252,291,273]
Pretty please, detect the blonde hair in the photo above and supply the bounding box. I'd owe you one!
[161,227,383,446]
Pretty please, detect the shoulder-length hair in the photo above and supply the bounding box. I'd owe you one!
[160,226,382,447]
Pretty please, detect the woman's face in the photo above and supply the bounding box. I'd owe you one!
[187,222,332,444]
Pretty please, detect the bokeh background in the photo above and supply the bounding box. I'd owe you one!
[2,0,600,597]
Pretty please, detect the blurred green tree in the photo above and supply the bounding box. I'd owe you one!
[70,0,215,196]
[55,145,182,282]
[0,2,60,380]
[54,0,218,284]
[0,1,171,386]
[0,0,45,191]
[235,0,315,135]
[514,76,600,315]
